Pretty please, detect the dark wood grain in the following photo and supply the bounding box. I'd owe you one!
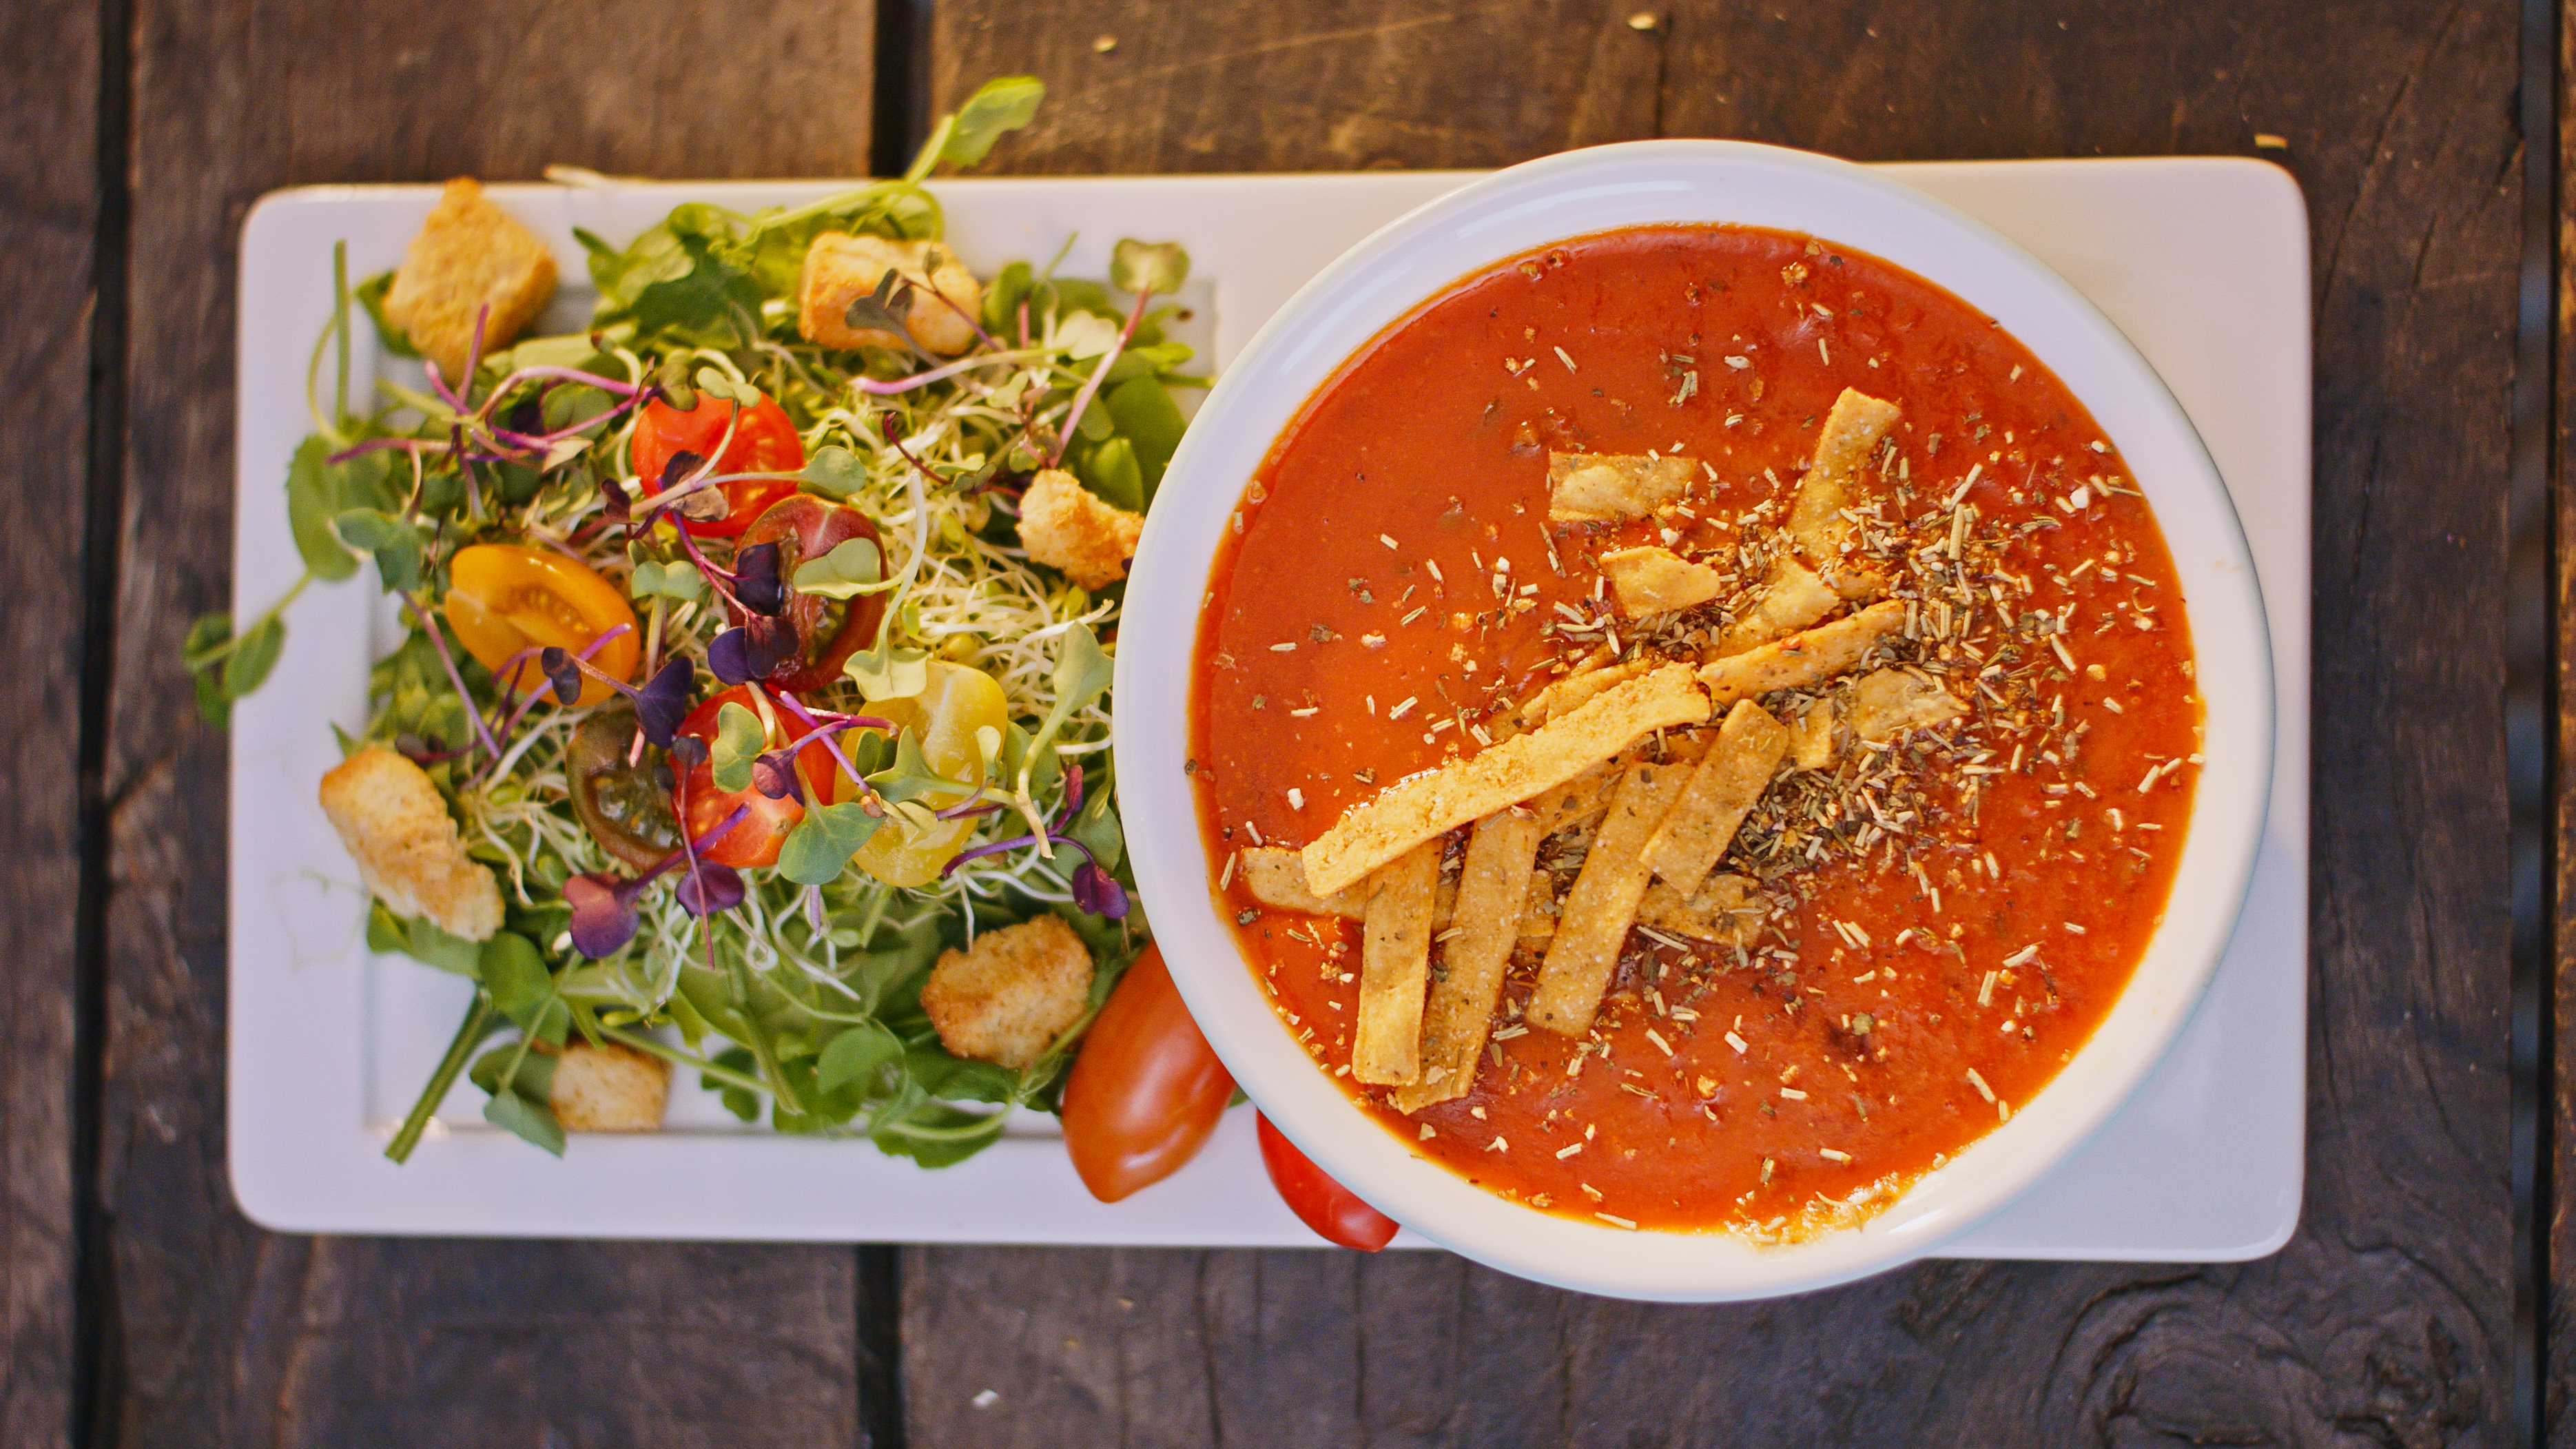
[102,1,883,1443]
[918,3,2522,1446]
[2551,0,2576,1436]
[0,0,96,1443]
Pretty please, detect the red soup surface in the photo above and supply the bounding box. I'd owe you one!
[1189,225,2201,1239]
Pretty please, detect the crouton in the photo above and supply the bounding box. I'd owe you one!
[546,1040,668,1131]
[318,746,505,941]
[378,178,559,386]
[797,232,984,356]
[922,915,1096,1070]
[1018,468,1144,588]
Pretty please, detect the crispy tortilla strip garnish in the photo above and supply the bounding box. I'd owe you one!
[1600,546,1727,617]
[1352,842,1442,1085]
[1237,843,1458,930]
[1636,873,1765,946]
[1509,659,1649,734]
[1640,699,1791,896]
[1528,760,1620,835]
[1784,389,1900,597]
[1710,556,1843,657]
[1301,664,1710,898]
[1391,812,1545,1112]
[1516,868,1560,947]
[1698,600,1906,708]
[1847,667,1967,742]
[1547,451,1693,522]
[1786,699,1838,771]
[1527,753,1701,1037]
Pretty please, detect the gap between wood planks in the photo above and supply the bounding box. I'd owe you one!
[2514,0,2555,1443]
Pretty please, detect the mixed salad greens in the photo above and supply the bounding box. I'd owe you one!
[194,79,1205,1165]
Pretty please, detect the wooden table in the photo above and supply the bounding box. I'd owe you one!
[1,1,2542,1442]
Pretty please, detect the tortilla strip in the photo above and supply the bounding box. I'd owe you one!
[1784,389,1900,597]
[1238,843,1460,931]
[1786,698,1838,771]
[1709,556,1842,657]
[1600,546,1727,617]
[1527,753,1701,1037]
[1846,667,1966,742]
[1547,451,1693,522]
[1640,699,1790,896]
[1509,659,1648,734]
[1636,873,1764,946]
[1391,811,1544,1112]
[1352,842,1441,1085]
[1527,760,1620,836]
[1301,664,1710,898]
[1698,600,1906,709]
[1516,868,1561,947]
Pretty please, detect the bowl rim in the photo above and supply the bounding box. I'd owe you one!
[1113,138,2274,1300]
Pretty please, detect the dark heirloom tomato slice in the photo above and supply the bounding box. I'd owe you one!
[566,707,683,870]
[1061,944,1235,1202]
[630,391,805,538]
[669,686,834,869]
[738,495,889,692]
[1257,1113,1399,1251]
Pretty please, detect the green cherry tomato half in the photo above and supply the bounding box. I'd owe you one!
[1061,943,1235,1202]
[1257,1111,1399,1251]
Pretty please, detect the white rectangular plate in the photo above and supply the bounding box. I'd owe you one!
[232,159,2307,1257]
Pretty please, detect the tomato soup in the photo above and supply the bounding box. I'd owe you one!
[1189,226,2201,1237]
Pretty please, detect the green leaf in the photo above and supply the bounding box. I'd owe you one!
[1104,373,1188,502]
[584,207,761,347]
[1017,624,1112,799]
[816,1022,904,1094]
[867,729,969,806]
[844,635,931,702]
[790,537,884,599]
[628,559,705,603]
[364,903,484,975]
[870,1100,1007,1167]
[225,615,285,698]
[479,932,566,1044]
[802,444,870,499]
[183,611,232,668]
[776,801,886,885]
[353,270,420,358]
[997,721,1062,802]
[980,260,1035,337]
[1068,794,1126,876]
[1079,436,1144,514]
[287,438,360,582]
[1102,340,1195,387]
[331,508,423,593]
[940,76,1046,168]
[482,1087,566,1156]
[469,1040,557,1102]
[702,1045,761,1121]
[1110,238,1191,297]
[710,701,764,794]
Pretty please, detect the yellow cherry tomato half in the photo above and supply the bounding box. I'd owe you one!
[832,661,1011,887]
[442,544,640,708]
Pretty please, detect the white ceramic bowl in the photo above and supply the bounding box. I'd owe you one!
[1113,140,2272,1300]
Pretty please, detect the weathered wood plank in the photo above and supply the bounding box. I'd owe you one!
[0,0,96,1442]
[914,3,2520,1445]
[2551,0,2576,1437]
[105,1,881,1443]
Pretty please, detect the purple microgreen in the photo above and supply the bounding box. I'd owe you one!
[750,750,804,803]
[732,541,786,617]
[708,615,798,685]
[634,657,696,747]
[676,489,730,524]
[675,860,745,916]
[670,733,709,768]
[1070,859,1128,918]
[539,646,583,706]
[841,269,927,359]
[501,397,542,438]
[765,688,883,802]
[599,472,632,524]
[657,449,705,497]
[563,872,643,958]
[399,593,500,761]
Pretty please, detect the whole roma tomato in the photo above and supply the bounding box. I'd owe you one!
[630,389,805,538]
[670,686,834,868]
[1061,943,1235,1202]
[736,495,887,692]
[442,544,639,707]
[1257,1112,1399,1251]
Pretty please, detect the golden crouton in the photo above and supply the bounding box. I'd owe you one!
[546,1040,668,1131]
[922,915,1096,1071]
[797,232,985,356]
[318,746,504,941]
[379,178,558,386]
[1018,468,1144,588]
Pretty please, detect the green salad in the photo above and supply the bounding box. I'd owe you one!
[195,79,1202,1166]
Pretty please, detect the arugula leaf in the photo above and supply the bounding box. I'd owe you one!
[1104,373,1188,501]
[1078,436,1144,513]
[480,932,567,1044]
[710,701,765,794]
[776,801,885,885]
[790,537,884,599]
[816,1022,905,1094]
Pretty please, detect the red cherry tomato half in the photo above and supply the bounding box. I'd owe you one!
[1061,943,1235,1202]
[631,390,805,538]
[737,495,888,692]
[670,686,834,868]
[1257,1112,1399,1251]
